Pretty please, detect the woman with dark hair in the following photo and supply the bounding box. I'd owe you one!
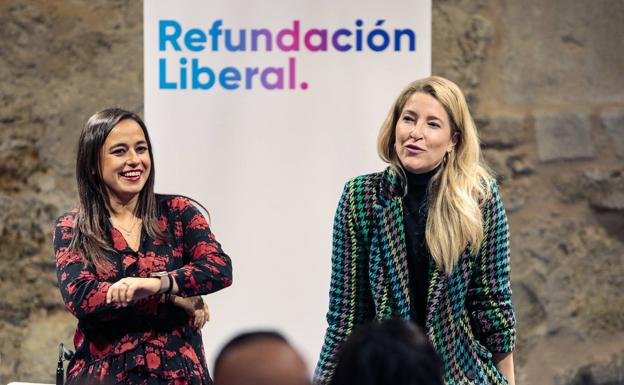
[330,319,444,385]
[315,76,515,385]
[54,108,233,384]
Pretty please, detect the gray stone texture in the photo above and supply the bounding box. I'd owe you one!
[507,155,534,177]
[535,112,594,161]
[0,0,143,383]
[602,110,624,159]
[432,0,492,107]
[0,0,622,384]
[483,148,512,181]
[502,0,624,105]
[553,168,624,212]
[476,115,528,149]
[556,351,624,385]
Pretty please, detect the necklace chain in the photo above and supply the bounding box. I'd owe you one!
[112,218,140,236]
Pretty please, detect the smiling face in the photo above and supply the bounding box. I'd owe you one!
[99,119,151,204]
[394,92,457,174]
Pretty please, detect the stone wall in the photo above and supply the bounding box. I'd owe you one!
[0,0,622,383]
[432,0,624,384]
[0,0,142,382]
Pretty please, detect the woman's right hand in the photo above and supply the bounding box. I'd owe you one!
[170,295,210,329]
[106,277,161,306]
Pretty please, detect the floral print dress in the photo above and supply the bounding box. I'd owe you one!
[54,196,233,385]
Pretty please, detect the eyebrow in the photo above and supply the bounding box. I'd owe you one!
[108,140,148,149]
[402,109,443,121]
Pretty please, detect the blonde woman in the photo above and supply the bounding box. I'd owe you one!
[315,76,515,385]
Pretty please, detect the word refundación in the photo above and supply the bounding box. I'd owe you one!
[158,19,418,91]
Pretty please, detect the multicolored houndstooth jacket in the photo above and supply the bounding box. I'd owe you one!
[314,167,515,385]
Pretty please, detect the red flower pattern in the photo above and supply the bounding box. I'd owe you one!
[111,229,128,250]
[69,359,86,377]
[58,215,75,228]
[146,352,160,370]
[188,214,209,230]
[54,195,232,385]
[190,241,218,261]
[169,197,192,211]
[139,251,167,275]
[123,254,136,269]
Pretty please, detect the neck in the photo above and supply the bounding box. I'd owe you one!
[404,163,442,188]
[107,194,140,220]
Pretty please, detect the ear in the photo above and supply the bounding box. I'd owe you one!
[447,131,459,152]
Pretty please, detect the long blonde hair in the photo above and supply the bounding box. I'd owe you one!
[377,76,492,273]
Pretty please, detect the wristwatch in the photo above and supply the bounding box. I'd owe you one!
[150,271,173,294]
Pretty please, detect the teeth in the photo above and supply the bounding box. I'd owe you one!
[121,171,141,177]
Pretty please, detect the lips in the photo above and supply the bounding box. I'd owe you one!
[119,170,142,181]
[404,144,425,154]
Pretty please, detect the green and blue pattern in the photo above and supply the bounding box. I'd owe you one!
[315,167,515,385]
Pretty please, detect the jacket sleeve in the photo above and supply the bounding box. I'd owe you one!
[168,198,233,297]
[467,180,516,353]
[314,180,374,385]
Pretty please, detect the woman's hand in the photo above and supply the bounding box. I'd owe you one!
[170,295,210,329]
[106,277,160,306]
[493,352,515,385]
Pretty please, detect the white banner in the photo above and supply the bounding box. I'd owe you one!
[144,0,431,373]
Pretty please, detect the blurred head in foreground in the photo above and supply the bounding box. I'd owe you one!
[329,319,444,385]
[214,330,311,385]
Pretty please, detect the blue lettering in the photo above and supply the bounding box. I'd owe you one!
[159,58,177,89]
[191,59,215,89]
[185,28,207,52]
[159,20,182,51]
[219,67,241,90]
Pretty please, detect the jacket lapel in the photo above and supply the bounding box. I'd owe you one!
[374,167,412,319]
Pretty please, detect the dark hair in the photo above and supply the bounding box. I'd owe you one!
[329,319,444,385]
[70,108,166,269]
[213,330,288,378]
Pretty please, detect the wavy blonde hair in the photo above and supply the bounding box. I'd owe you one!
[378,76,492,273]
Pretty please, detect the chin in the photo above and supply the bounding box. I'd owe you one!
[402,162,425,174]
[112,188,144,200]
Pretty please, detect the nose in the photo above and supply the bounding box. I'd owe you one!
[127,149,140,165]
[408,120,424,139]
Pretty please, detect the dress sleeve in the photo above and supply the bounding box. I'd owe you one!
[314,180,374,385]
[54,213,120,319]
[167,198,233,297]
[55,213,163,320]
[466,181,516,353]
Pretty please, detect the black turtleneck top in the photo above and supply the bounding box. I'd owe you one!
[402,165,439,328]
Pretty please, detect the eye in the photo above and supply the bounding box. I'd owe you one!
[402,115,415,123]
[428,121,441,128]
[111,148,126,155]
[136,145,148,153]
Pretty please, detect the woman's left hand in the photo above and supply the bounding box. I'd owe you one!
[170,295,210,329]
[106,277,160,306]
[192,299,210,329]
